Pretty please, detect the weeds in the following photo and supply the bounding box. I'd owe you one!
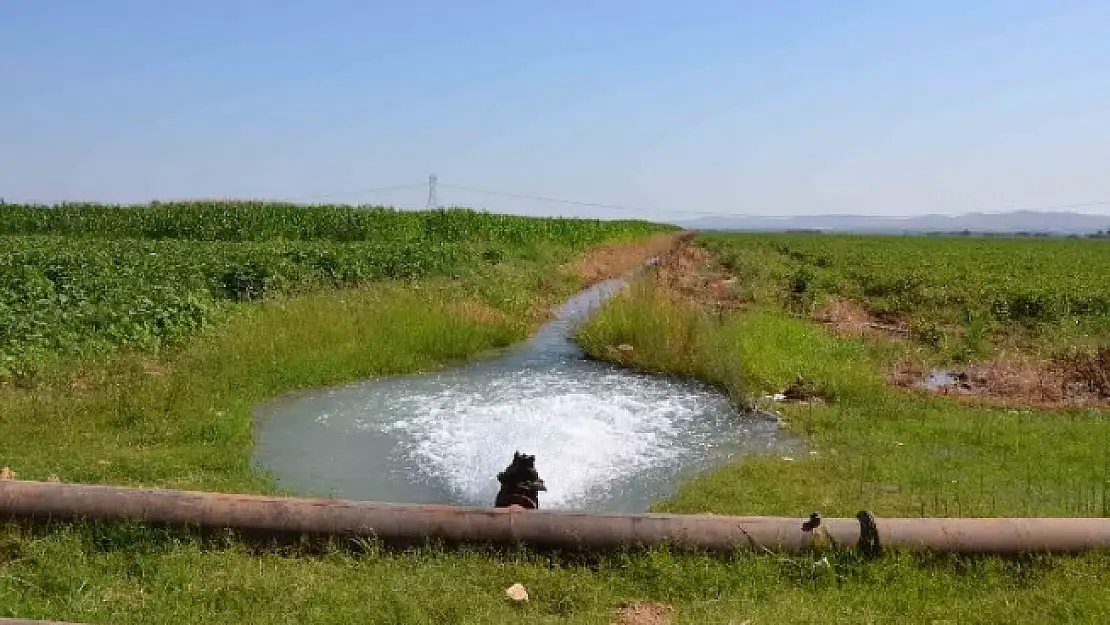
[1055,345,1110,398]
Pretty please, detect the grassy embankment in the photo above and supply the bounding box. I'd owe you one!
[577,233,1110,517]
[1,212,1108,624]
[572,231,1110,620]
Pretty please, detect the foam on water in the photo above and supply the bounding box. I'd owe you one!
[376,371,726,507]
[252,274,791,512]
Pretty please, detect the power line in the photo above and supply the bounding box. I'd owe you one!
[8,176,1110,221]
[439,182,1110,220]
[258,176,1110,220]
[438,183,734,217]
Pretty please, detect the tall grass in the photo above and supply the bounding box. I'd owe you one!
[575,253,1110,520]
[1,278,548,491]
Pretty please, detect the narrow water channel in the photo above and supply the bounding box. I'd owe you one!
[252,274,793,513]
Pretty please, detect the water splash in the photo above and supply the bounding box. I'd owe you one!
[378,370,744,507]
[253,276,790,512]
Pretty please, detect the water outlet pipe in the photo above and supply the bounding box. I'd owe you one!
[3,480,1110,556]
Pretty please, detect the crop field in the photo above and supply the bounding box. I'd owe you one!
[0,201,669,382]
[0,200,661,243]
[698,232,1110,353]
[702,232,1110,321]
[4,212,1110,624]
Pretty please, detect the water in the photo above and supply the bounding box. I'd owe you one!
[252,276,793,513]
[918,370,963,391]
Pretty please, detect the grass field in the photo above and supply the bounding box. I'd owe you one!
[3,213,1110,623]
[699,232,1110,358]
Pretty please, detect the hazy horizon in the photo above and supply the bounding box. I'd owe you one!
[3,2,1109,221]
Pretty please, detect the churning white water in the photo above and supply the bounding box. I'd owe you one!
[253,276,789,512]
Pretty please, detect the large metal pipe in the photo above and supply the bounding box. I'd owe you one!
[3,480,1110,556]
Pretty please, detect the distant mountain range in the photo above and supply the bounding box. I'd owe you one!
[677,210,1110,235]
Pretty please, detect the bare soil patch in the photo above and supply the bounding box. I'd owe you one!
[613,601,674,625]
[570,232,688,287]
[813,297,909,340]
[888,352,1109,410]
[647,233,747,312]
[1056,346,1110,399]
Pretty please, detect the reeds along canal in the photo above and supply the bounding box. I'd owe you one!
[252,274,795,513]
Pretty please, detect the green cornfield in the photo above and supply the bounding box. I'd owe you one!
[0,201,674,377]
[0,200,664,244]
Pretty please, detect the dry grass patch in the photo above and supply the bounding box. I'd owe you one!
[647,235,747,313]
[613,601,674,625]
[813,296,909,340]
[445,299,510,326]
[887,352,1110,411]
[570,232,686,286]
[1055,345,1110,400]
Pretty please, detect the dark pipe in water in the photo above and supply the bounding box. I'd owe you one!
[493,451,546,509]
[5,480,1110,556]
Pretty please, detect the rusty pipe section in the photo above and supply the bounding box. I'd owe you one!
[0,479,851,552]
[2,480,1110,555]
[876,517,1110,555]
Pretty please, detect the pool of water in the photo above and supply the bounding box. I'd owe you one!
[252,276,795,513]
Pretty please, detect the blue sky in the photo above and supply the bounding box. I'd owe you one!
[2,1,1108,220]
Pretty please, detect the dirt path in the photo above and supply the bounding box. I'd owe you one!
[568,230,693,287]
